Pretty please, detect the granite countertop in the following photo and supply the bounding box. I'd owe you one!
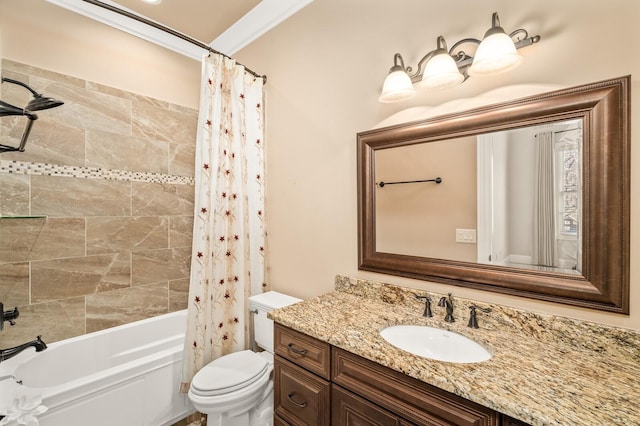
[269,276,640,426]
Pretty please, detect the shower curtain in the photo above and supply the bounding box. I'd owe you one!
[180,53,266,391]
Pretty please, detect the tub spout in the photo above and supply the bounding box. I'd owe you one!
[0,336,47,363]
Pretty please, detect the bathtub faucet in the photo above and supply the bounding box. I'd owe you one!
[0,302,20,332]
[0,336,47,363]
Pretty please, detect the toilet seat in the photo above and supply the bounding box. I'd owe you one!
[190,350,269,397]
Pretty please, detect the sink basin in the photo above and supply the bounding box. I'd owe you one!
[380,325,491,364]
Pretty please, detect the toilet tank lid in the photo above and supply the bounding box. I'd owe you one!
[248,291,301,311]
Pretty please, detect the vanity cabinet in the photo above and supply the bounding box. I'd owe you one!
[274,324,331,425]
[274,324,523,426]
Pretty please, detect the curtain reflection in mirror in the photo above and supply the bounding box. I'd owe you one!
[499,122,582,273]
[532,131,554,267]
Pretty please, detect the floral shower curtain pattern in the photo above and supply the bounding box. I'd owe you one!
[180,53,266,391]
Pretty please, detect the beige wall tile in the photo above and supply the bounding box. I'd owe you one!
[169,143,196,177]
[169,277,189,312]
[86,81,169,109]
[3,59,85,89]
[31,175,130,217]
[0,218,85,263]
[132,247,191,286]
[86,282,169,332]
[42,80,131,136]
[86,129,169,174]
[0,297,85,347]
[0,262,30,307]
[169,103,198,117]
[169,215,193,248]
[1,61,196,344]
[0,174,29,216]
[87,216,168,254]
[1,117,85,166]
[132,101,197,145]
[31,254,130,303]
[132,182,194,216]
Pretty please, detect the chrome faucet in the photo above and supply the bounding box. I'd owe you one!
[0,336,47,363]
[438,293,455,322]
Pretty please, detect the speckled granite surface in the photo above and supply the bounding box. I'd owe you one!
[269,275,640,426]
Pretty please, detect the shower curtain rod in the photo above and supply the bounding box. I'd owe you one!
[554,127,580,134]
[81,0,267,83]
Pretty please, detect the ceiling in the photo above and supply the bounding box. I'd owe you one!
[112,0,261,44]
[44,0,312,58]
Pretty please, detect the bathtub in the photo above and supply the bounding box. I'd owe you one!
[0,310,193,426]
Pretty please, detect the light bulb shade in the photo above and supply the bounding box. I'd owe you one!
[419,51,464,89]
[468,31,523,76]
[379,68,415,103]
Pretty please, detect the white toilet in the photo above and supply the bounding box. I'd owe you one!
[187,291,301,426]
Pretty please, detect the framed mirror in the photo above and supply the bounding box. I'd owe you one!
[358,76,630,313]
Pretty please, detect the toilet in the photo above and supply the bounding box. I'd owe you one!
[187,291,301,426]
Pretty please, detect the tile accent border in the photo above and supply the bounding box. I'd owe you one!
[0,159,194,185]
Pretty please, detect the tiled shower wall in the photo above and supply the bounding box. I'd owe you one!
[0,60,197,347]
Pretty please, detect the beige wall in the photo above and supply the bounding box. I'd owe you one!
[1,0,639,334]
[0,0,201,108]
[234,0,640,330]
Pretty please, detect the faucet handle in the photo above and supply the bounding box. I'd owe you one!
[415,294,433,317]
[468,305,491,328]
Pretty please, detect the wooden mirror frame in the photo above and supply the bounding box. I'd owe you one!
[357,76,630,313]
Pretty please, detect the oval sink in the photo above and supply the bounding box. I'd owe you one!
[380,325,491,364]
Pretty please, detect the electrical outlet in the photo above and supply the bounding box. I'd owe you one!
[455,229,477,243]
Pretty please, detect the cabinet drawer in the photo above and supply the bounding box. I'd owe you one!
[333,384,415,426]
[274,324,331,379]
[274,356,331,426]
[332,348,498,426]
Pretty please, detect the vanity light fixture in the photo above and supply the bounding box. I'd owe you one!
[378,12,541,103]
[141,0,162,4]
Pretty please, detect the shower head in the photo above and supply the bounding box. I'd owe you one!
[0,77,62,153]
[1,77,64,111]
[26,95,64,112]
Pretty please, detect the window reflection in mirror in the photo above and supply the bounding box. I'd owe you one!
[375,118,583,275]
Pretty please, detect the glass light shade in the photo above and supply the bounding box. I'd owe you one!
[468,31,523,76]
[379,69,416,103]
[419,51,464,89]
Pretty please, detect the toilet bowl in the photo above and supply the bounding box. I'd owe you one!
[187,291,301,426]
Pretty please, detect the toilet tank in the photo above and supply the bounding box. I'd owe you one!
[249,291,301,353]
